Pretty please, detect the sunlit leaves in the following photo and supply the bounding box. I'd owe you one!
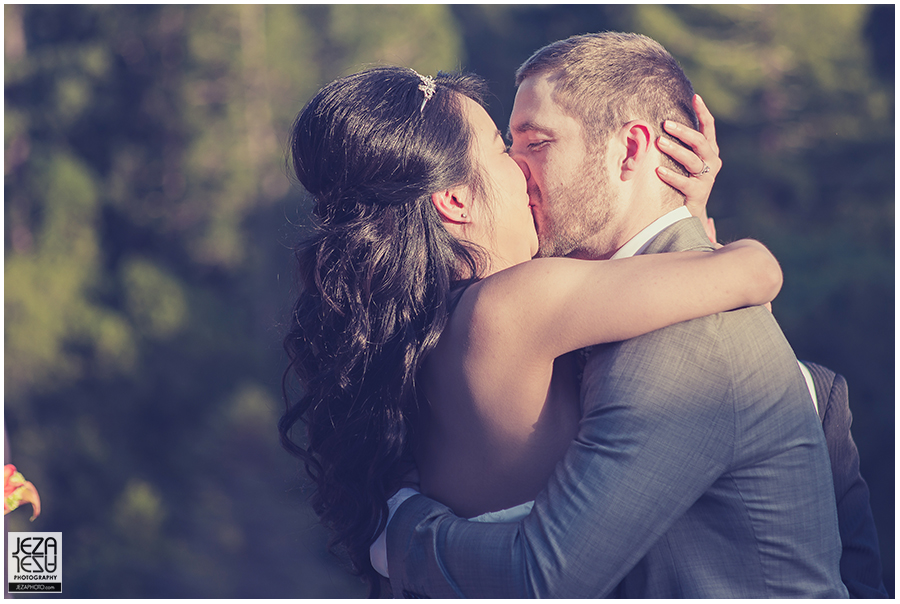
[120,257,188,339]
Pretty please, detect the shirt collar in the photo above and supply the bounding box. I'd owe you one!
[610,206,693,259]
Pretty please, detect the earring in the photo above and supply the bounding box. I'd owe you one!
[460,213,467,219]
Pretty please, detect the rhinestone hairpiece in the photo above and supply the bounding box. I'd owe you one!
[416,72,436,113]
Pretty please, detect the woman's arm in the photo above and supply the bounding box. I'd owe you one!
[472,239,781,362]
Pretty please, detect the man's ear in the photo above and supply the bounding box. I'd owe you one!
[619,121,653,181]
[431,187,472,223]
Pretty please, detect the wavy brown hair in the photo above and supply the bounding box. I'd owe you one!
[279,67,490,595]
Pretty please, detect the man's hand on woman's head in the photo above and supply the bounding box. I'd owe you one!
[655,94,722,240]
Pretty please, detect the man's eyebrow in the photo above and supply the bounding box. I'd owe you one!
[508,121,554,137]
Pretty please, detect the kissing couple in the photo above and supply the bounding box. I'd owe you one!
[280,32,885,598]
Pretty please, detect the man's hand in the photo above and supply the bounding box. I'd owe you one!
[655,94,722,242]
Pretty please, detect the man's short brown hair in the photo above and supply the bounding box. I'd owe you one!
[516,32,698,187]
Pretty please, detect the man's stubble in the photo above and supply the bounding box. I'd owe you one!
[534,150,616,260]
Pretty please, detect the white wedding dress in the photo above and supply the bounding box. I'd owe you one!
[469,500,534,522]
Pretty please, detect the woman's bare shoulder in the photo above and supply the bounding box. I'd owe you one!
[448,261,577,367]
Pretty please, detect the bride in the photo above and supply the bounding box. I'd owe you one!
[278,67,779,594]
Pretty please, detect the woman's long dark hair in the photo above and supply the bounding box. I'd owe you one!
[278,67,490,595]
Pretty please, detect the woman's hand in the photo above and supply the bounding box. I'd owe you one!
[656,94,722,244]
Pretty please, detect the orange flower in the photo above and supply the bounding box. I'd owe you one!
[4,464,41,521]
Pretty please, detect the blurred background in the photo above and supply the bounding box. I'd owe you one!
[3,5,893,598]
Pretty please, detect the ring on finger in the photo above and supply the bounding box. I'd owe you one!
[693,162,711,176]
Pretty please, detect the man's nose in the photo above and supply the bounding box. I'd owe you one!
[511,154,531,182]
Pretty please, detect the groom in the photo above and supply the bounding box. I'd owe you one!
[380,33,855,597]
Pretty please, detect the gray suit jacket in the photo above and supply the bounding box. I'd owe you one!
[387,217,847,598]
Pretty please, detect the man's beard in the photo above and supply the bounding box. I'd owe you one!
[534,157,614,259]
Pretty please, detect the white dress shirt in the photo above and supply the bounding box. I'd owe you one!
[610,206,693,260]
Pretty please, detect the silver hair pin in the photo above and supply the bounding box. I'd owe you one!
[416,72,436,113]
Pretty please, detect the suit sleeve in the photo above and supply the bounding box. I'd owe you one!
[805,362,889,598]
[387,318,735,598]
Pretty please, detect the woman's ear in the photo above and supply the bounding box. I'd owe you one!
[619,121,652,181]
[430,187,472,223]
